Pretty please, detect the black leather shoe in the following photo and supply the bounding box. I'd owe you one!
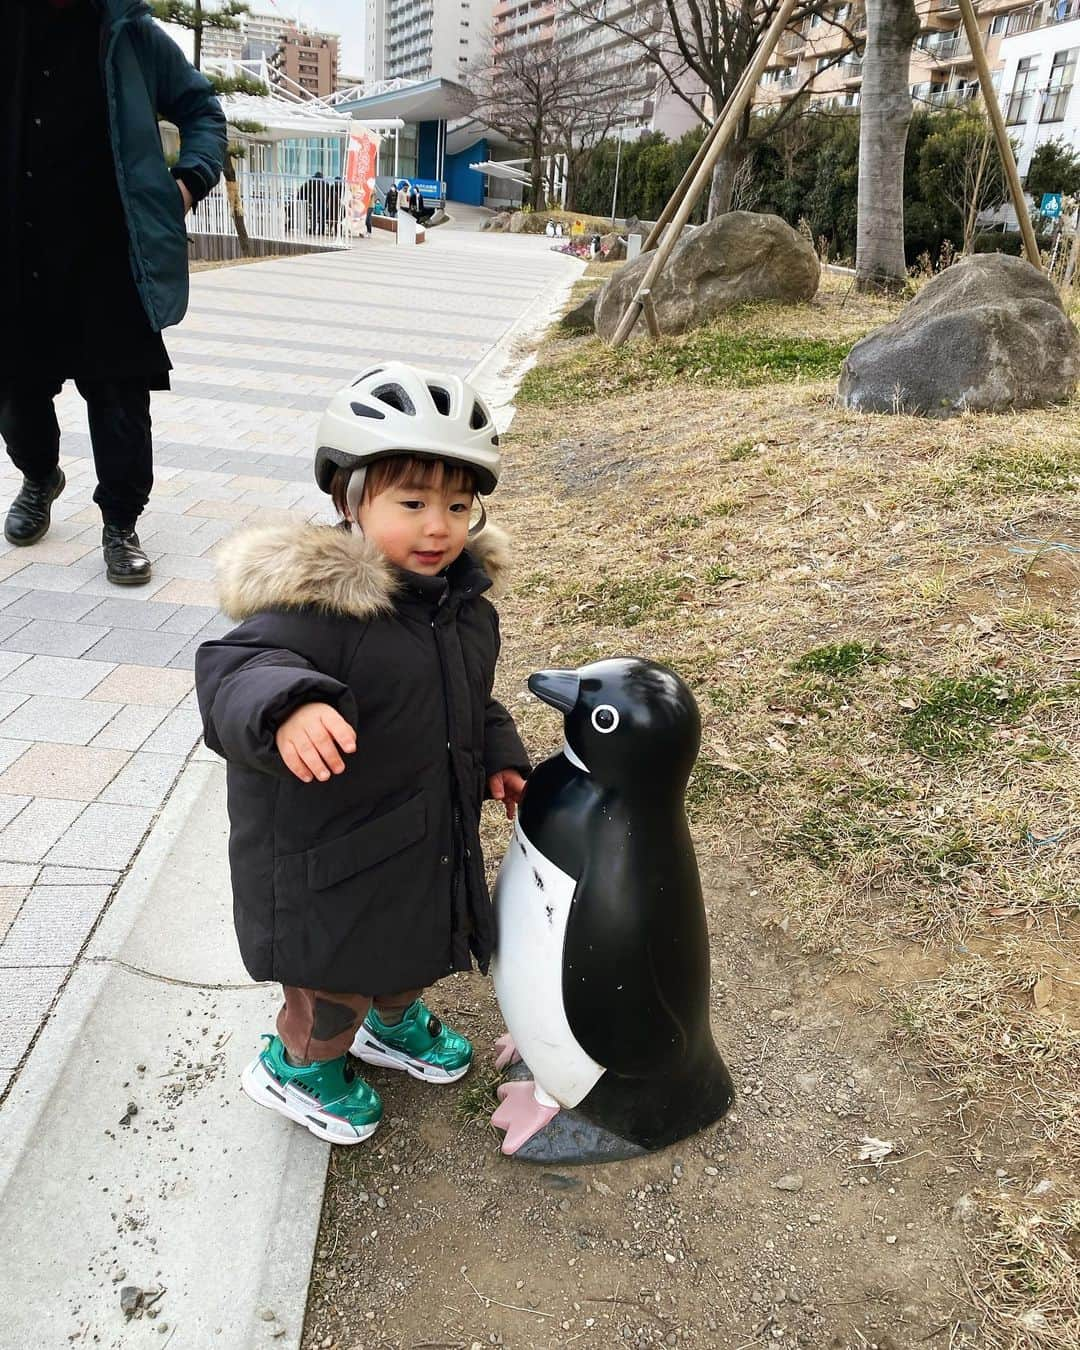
[102,524,152,586]
[4,468,66,546]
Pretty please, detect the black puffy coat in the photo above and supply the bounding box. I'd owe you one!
[195,523,529,995]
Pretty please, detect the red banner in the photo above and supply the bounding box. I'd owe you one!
[344,126,380,236]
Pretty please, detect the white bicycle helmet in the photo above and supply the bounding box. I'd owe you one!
[314,363,501,507]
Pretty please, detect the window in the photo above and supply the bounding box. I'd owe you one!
[1007,55,1039,123]
[835,3,851,18]
[1043,47,1076,119]
[816,54,831,70]
[989,14,1008,33]
[810,10,825,25]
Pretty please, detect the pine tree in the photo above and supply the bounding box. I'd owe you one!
[151,1,266,254]
[151,0,249,71]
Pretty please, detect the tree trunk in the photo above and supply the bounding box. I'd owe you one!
[963,134,992,252]
[529,132,545,210]
[855,0,920,293]
[707,141,737,218]
[221,149,252,257]
[193,0,203,70]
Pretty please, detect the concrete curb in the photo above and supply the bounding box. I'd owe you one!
[0,761,326,1350]
[468,246,586,433]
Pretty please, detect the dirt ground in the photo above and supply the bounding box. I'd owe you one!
[300,271,1078,1350]
[301,863,979,1350]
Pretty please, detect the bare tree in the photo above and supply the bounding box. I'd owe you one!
[469,32,627,208]
[918,106,1008,253]
[854,0,920,291]
[560,0,861,216]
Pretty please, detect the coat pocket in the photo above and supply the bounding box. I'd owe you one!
[304,792,427,891]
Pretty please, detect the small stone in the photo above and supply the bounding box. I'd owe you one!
[885,1235,897,1245]
[111,1269,127,1284]
[157,1326,169,1336]
[772,1174,803,1193]
[705,1166,719,1176]
[120,1287,143,1318]
[807,1213,823,1224]
[664,1252,676,1264]
[321,1337,334,1349]
[259,1308,276,1321]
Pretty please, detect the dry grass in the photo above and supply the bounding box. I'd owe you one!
[491,267,1080,1346]
[963,1191,1080,1350]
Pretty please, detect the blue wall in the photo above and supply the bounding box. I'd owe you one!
[445,138,488,207]
[417,121,440,180]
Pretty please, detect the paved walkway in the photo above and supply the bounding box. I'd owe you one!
[0,228,580,1105]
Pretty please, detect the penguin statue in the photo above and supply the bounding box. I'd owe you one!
[490,658,735,1164]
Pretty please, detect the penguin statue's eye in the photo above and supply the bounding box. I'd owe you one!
[591,705,619,733]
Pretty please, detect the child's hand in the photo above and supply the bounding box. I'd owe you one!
[275,702,356,783]
[488,769,526,820]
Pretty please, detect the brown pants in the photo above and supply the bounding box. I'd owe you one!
[277,986,424,1064]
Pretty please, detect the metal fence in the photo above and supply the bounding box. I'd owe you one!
[186,169,352,249]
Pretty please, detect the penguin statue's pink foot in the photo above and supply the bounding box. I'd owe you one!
[491,1080,559,1155]
[493,1033,522,1071]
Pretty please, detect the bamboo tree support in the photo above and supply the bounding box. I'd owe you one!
[610,0,802,347]
[956,0,1042,270]
[640,54,762,255]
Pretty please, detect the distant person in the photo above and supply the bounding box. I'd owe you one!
[412,187,434,225]
[385,182,399,217]
[1,0,225,585]
[327,177,344,236]
[299,171,329,235]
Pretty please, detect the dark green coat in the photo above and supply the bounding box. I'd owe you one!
[102,0,226,329]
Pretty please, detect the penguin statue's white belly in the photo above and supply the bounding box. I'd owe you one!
[492,816,603,1109]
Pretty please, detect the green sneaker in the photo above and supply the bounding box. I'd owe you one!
[241,1035,382,1145]
[351,1000,473,1084]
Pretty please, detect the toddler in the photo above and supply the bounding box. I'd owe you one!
[196,363,529,1143]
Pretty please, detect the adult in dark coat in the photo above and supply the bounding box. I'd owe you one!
[195,521,530,995]
[0,0,226,585]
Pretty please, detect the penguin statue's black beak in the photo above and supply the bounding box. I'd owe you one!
[528,669,581,714]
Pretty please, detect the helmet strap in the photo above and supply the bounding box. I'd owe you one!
[469,500,488,538]
[345,466,367,534]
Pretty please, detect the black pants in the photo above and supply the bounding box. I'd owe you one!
[0,377,153,531]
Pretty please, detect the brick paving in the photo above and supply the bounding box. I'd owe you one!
[0,229,577,1098]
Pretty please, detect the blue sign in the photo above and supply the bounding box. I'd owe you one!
[396,177,443,200]
[1041,192,1064,218]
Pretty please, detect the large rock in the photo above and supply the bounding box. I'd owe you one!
[594,211,820,341]
[509,210,528,234]
[838,254,1080,416]
[601,231,626,261]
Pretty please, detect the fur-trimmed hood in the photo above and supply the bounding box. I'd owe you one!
[215,521,511,621]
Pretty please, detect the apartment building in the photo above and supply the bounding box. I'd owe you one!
[489,1,706,138]
[997,0,1080,172]
[200,9,289,62]
[492,0,557,50]
[754,0,1037,117]
[364,0,486,83]
[271,26,340,97]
